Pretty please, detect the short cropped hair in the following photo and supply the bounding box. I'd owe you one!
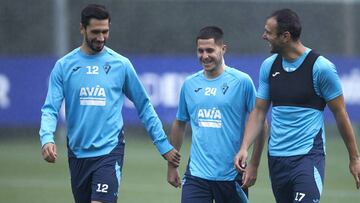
[81,4,110,27]
[268,8,301,41]
[196,26,224,45]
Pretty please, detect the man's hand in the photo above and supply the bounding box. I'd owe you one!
[234,148,248,172]
[349,157,360,189]
[167,164,181,188]
[42,143,57,163]
[241,162,258,188]
[163,148,181,167]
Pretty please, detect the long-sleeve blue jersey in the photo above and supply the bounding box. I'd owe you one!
[39,47,173,158]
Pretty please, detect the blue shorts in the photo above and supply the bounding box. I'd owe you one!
[181,174,249,203]
[268,153,325,203]
[68,141,125,203]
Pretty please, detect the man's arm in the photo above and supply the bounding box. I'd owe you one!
[241,120,268,188]
[39,62,64,163]
[170,120,187,151]
[167,120,187,188]
[234,98,270,172]
[122,59,180,166]
[327,95,360,189]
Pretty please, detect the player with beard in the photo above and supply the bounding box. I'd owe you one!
[39,4,180,203]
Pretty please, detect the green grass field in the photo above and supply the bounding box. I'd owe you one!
[0,129,359,203]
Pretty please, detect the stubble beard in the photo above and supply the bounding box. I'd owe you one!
[86,37,105,53]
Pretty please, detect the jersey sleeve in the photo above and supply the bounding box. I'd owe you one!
[257,55,276,100]
[176,82,190,122]
[123,59,173,155]
[243,74,257,113]
[39,61,64,147]
[313,56,343,102]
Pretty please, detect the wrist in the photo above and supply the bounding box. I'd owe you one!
[168,162,179,168]
[350,154,360,162]
[249,160,260,168]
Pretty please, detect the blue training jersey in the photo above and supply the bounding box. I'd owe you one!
[177,67,256,181]
[258,48,342,156]
[39,47,172,158]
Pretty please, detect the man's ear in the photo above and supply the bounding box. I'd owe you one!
[282,31,291,43]
[80,23,85,35]
[222,44,227,53]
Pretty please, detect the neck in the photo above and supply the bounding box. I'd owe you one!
[80,42,101,55]
[280,41,306,61]
[205,63,226,79]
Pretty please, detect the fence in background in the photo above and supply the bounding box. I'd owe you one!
[0,0,360,56]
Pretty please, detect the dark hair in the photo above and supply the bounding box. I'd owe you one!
[268,8,301,41]
[196,26,224,45]
[81,4,110,27]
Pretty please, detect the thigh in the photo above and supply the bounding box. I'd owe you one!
[212,180,248,203]
[181,175,213,203]
[91,153,124,203]
[68,157,93,203]
[268,156,293,203]
[291,153,325,203]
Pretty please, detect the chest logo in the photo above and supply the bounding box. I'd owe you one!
[272,71,280,77]
[194,87,202,93]
[197,108,222,128]
[104,63,111,74]
[79,85,106,106]
[221,83,229,95]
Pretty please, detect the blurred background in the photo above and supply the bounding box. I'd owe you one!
[0,0,359,202]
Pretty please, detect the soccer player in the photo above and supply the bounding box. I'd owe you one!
[39,4,180,203]
[167,26,267,203]
[234,8,360,203]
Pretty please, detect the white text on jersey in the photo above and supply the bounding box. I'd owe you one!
[79,85,106,106]
[198,108,222,128]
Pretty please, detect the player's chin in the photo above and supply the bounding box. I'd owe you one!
[92,43,105,52]
[202,63,215,70]
[96,45,105,52]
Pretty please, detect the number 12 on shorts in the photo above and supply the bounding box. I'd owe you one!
[96,183,109,193]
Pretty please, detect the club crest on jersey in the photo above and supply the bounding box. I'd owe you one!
[197,108,222,128]
[221,83,229,95]
[103,63,111,74]
[79,85,106,106]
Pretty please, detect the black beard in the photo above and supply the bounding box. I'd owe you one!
[86,38,105,53]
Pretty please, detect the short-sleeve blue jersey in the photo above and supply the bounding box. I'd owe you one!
[39,47,173,158]
[258,48,342,156]
[177,67,256,181]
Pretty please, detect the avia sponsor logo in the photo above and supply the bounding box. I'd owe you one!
[341,68,360,105]
[197,108,222,128]
[79,85,106,106]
